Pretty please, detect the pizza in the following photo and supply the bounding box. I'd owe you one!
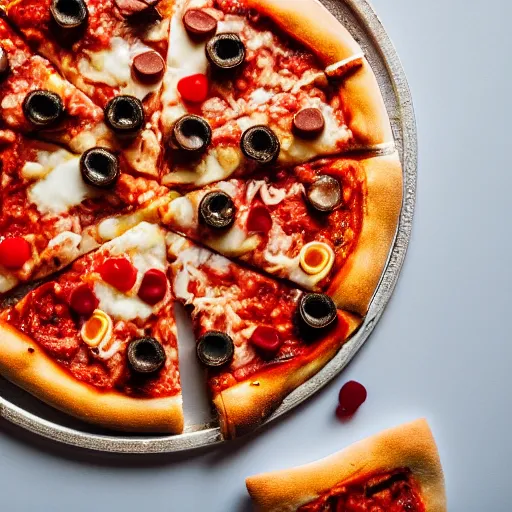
[166,232,360,437]
[246,419,447,511]
[0,0,404,435]
[0,222,183,432]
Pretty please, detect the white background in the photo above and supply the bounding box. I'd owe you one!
[1,0,511,510]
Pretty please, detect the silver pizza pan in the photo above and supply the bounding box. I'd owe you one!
[0,0,417,454]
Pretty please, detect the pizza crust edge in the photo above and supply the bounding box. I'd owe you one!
[0,321,184,433]
[246,418,447,511]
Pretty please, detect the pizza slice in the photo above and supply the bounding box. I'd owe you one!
[160,153,402,315]
[166,232,361,438]
[160,0,393,187]
[0,132,169,294]
[0,221,183,433]
[246,419,446,512]
[0,17,165,176]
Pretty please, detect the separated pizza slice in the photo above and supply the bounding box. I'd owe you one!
[0,132,170,294]
[0,17,166,176]
[160,153,402,316]
[160,0,393,187]
[166,232,361,438]
[246,419,446,512]
[0,221,183,433]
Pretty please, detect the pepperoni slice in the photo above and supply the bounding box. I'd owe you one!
[250,326,282,355]
[247,204,272,235]
[183,9,218,37]
[99,257,137,293]
[132,51,165,84]
[138,269,167,305]
[69,284,99,317]
[177,74,209,103]
[0,237,31,270]
[293,108,325,138]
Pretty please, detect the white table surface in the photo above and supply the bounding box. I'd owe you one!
[1,0,511,510]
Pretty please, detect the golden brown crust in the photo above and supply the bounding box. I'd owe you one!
[0,322,184,433]
[245,0,393,147]
[245,0,362,67]
[339,59,394,148]
[213,311,361,439]
[328,152,403,315]
[246,419,446,511]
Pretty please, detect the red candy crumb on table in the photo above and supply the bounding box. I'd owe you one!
[336,380,367,419]
[0,236,31,270]
[99,257,138,293]
[138,268,168,305]
[177,74,209,103]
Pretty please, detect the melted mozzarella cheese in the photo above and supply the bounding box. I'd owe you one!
[167,196,196,230]
[217,17,246,34]
[28,152,97,215]
[249,88,274,106]
[95,222,167,321]
[278,102,351,163]
[79,37,162,101]
[207,227,260,257]
[0,273,18,293]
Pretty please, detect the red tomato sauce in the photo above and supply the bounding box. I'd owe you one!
[0,253,180,398]
[299,468,425,512]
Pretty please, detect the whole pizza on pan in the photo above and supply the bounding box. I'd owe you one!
[0,0,403,437]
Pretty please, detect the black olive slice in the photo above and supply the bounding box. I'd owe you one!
[241,125,280,164]
[80,147,120,188]
[298,293,337,330]
[307,175,342,213]
[171,114,212,154]
[197,331,234,368]
[0,46,10,80]
[199,191,236,230]
[23,90,64,127]
[127,337,166,374]
[50,0,88,29]
[104,95,145,137]
[206,33,246,71]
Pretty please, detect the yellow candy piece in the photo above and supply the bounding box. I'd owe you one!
[299,242,335,276]
[81,310,113,348]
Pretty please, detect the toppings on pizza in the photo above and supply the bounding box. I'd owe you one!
[132,51,166,85]
[199,190,236,229]
[183,9,218,38]
[298,469,425,511]
[69,283,99,317]
[127,336,166,374]
[293,107,326,139]
[170,114,212,154]
[0,236,32,271]
[104,95,145,137]
[240,125,280,164]
[49,0,89,31]
[80,309,113,347]
[307,174,342,212]
[138,268,168,305]
[206,33,246,71]
[99,257,138,293]
[80,147,120,189]
[177,73,209,103]
[337,380,367,419]
[249,325,282,357]
[299,242,335,277]
[22,89,65,127]
[246,203,272,234]
[298,293,337,330]
[197,330,235,368]
[0,45,10,79]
